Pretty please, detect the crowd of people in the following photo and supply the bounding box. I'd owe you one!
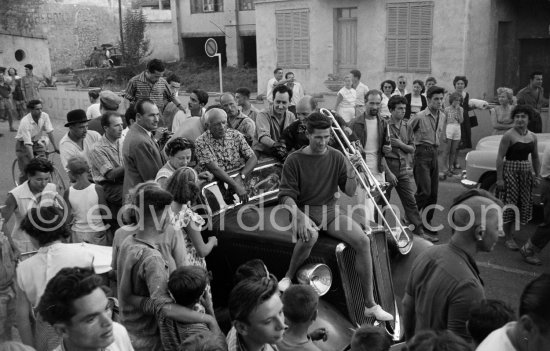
[0,57,549,351]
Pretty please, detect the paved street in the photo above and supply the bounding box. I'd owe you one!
[0,116,546,311]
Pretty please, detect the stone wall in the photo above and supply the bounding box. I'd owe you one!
[0,0,130,73]
[0,33,52,77]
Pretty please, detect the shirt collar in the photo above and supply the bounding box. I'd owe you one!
[131,234,158,250]
[448,242,482,284]
[135,123,152,137]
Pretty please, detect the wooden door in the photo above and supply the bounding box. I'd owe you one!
[336,8,358,75]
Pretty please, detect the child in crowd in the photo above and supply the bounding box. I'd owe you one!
[63,156,109,245]
[179,330,228,351]
[135,266,212,351]
[466,299,515,347]
[166,167,217,315]
[277,285,323,351]
[227,275,286,351]
[441,92,464,179]
[350,325,391,351]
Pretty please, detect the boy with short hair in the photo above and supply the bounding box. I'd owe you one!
[467,299,515,346]
[227,276,286,351]
[277,285,321,351]
[350,325,391,351]
[139,266,211,351]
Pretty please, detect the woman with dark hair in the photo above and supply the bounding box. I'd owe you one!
[1,157,58,254]
[404,80,428,120]
[156,137,194,188]
[477,273,550,350]
[496,105,540,251]
[15,206,106,351]
[380,80,396,118]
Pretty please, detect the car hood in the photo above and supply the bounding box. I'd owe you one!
[476,133,550,151]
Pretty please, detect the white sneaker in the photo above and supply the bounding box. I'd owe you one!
[278,277,292,292]
[364,305,394,321]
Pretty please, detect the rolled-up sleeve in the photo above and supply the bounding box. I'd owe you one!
[255,111,275,147]
[238,133,254,161]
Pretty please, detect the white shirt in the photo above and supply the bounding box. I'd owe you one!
[476,322,516,351]
[86,102,101,119]
[15,113,54,145]
[266,77,278,103]
[16,242,104,308]
[59,130,101,172]
[289,82,305,106]
[392,88,409,97]
[354,82,370,106]
[54,322,134,351]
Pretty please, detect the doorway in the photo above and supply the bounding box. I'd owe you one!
[519,38,550,95]
[335,8,357,76]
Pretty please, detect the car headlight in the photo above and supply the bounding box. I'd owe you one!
[296,263,332,296]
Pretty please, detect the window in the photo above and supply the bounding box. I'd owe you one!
[386,1,433,72]
[239,0,254,11]
[276,9,310,68]
[191,0,223,14]
[15,49,26,62]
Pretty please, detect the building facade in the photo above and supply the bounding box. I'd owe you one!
[255,0,550,100]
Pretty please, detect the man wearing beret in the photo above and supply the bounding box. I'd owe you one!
[88,90,122,135]
[59,109,101,173]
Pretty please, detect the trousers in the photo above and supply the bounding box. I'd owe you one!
[413,144,439,224]
[386,158,423,233]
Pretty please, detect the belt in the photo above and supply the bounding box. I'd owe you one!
[416,143,437,149]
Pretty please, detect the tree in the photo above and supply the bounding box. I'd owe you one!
[120,8,151,66]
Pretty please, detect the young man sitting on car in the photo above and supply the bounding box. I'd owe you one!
[277,112,393,321]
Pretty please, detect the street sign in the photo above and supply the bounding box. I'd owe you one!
[204,38,223,93]
[205,38,218,58]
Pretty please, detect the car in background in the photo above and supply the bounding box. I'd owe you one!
[461,133,550,205]
[201,161,432,350]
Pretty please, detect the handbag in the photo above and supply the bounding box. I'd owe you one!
[468,110,478,128]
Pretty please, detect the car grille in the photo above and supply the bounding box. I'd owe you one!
[335,227,397,330]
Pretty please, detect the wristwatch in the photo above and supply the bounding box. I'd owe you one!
[239,172,246,180]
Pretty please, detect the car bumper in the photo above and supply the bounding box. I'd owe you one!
[460,170,479,189]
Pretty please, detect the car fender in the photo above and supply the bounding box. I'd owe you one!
[312,299,355,351]
[464,150,497,182]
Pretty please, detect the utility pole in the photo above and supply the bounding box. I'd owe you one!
[119,0,125,59]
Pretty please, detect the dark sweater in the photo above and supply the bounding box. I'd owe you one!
[278,146,347,207]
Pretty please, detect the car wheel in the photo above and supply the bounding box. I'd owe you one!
[479,172,497,195]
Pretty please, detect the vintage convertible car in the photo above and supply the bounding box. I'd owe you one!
[201,161,432,350]
[461,133,550,205]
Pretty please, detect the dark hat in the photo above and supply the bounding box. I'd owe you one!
[65,109,90,127]
[99,90,121,111]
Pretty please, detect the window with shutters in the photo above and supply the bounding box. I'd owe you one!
[386,1,433,72]
[239,0,255,11]
[190,0,223,14]
[276,9,310,68]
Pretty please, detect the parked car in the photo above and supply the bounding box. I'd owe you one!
[201,161,432,350]
[461,133,550,205]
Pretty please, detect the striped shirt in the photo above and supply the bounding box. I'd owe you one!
[124,72,176,112]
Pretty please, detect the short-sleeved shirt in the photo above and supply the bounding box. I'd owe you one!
[116,235,173,351]
[408,108,445,147]
[60,131,101,172]
[195,129,254,173]
[21,75,40,101]
[385,118,415,163]
[227,112,256,142]
[444,105,463,125]
[124,72,176,112]
[15,113,54,145]
[88,135,124,183]
[405,242,485,342]
[354,82,370,107]
[86,103,101,119]
[254,106,296,154]
[241,104,260,122]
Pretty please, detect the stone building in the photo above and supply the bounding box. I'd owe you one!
[255,0,550,99]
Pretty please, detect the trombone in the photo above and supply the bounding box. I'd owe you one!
[320,108,413,255]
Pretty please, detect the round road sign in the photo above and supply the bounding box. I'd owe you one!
[205,38,218,57]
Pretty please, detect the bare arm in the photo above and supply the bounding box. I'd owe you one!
[206,162,240,190]
[335,93,343,111]
[241,152,258,177]
[496,134,511,183]
[47,131,59,152]
[185,223,216,258]
[532,134,541,177]
[1,194,19,256]
[16,283,34,347]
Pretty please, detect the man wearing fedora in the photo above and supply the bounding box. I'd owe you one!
[88,90,123,135]
[59,109,101,173]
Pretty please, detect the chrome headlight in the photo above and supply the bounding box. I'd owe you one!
[296,263,332,296]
